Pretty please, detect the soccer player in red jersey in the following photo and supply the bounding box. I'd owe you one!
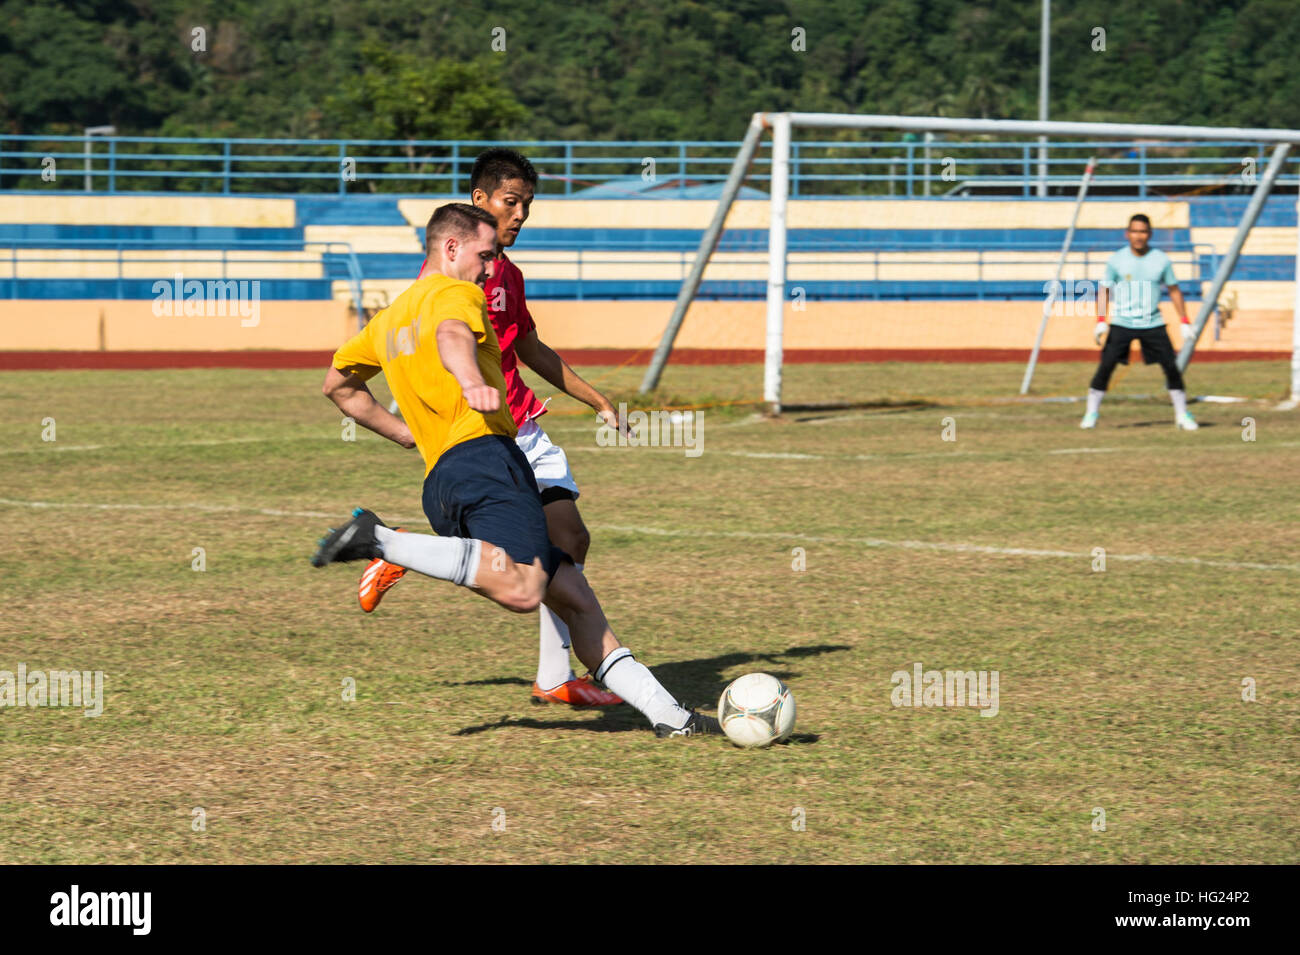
[359,149,628,707]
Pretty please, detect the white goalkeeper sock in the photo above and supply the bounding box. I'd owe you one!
[1170,389,1188,418]
[374,525,480,587]
[595,647,690,729]
[537,563,579,690]
[1086,388,1105,416]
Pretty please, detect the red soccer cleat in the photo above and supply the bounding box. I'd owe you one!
[358,529,407,613]
[530,674,623,707]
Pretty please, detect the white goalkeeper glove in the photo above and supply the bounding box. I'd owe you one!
[1093,320,1108,346]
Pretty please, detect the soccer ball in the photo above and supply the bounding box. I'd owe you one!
[718,673,796,748]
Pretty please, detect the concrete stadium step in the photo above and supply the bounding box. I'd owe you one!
[295,197,408,226]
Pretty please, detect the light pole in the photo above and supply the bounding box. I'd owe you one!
[83,125,116,192]
[1038,0,1050,197]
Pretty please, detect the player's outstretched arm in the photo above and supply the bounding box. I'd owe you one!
[436,320,500,413]
[515,330,624,429]
[321,367,414,448]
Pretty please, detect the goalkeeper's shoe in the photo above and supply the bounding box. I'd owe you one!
[1080,411,1099,429]
[311,507,386,567]
[530,674,623,707]
[654,710,722,739]
[1176,412,1199,431]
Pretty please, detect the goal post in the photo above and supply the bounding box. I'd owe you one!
[1020,155,1097,395]
[640,112,1300,412]
[638,115,766,395]
[1177,142,1291,373]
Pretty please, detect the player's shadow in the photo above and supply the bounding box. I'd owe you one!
[452,710,644,735]
[1116,420,1217,429]
[451,643,849,741]
[444,676,532,688]
[788,400,934,423]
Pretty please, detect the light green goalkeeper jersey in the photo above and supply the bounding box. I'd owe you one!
[1101,246,1178,329]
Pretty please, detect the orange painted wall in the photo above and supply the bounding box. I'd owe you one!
[0,300,355,350]
[0,298,1289,353]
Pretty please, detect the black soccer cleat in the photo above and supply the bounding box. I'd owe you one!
[310,507,387,567]
[654,710,722,738]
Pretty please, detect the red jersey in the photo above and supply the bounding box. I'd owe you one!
[417,252,545,427]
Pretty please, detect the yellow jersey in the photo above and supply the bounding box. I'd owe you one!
[331,273,517,475]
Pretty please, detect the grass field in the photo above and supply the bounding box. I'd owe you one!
[2,359,1297,864]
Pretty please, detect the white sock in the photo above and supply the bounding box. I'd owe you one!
[1170,389,1188,418]
[1086,388,1105,416]
[374,526,480,587]
[595,647,690,729]
[537,564,579,690]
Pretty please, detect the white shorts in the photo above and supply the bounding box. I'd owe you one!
[515,418,580,501]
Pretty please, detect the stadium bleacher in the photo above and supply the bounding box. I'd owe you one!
[1,190,1295,357]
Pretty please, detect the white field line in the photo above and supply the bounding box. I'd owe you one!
[545,402,1258,434]
[0,497,339,520]
[565,437,1300,462]
[4,427,1298,464]
[2,496,1296,574]
[1048,447,1126,455]
[567,443,1298,463]
[9,438,1283,464]
[0,435,325,456]
[593,523,1300,573]
[0,444,106,454]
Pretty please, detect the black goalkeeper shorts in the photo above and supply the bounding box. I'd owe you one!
[1101,324,1177,367]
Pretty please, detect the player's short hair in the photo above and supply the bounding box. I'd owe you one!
[470,148,538,198]
[425,203,498,256]
[1128,214,1152,231]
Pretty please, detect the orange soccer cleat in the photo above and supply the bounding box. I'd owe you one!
[530,674,623,707]
[358,528,408,613]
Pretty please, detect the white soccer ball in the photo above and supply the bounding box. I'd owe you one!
[718,672,796,749]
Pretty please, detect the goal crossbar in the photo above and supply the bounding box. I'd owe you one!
[639,112,1300,411]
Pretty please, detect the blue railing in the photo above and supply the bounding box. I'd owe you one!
[4,236,1214,304]
[3,239,366,309]
[515,246,1213,300]
[1,135,1295,197]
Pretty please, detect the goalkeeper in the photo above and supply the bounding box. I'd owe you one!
[1082,214,1198,431]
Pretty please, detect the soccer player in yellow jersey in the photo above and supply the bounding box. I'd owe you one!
[359,148,622,709]
[311,203,716,738]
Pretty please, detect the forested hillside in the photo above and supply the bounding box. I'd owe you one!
[3,0,1298,140]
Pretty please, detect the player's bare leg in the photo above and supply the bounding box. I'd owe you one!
[543,499,590,565]
[530,498,621,706]
[540,563,616,668]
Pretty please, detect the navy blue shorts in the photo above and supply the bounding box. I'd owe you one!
[423,434,570,580]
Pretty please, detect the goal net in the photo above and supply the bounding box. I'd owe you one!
[638,113,1300,412]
